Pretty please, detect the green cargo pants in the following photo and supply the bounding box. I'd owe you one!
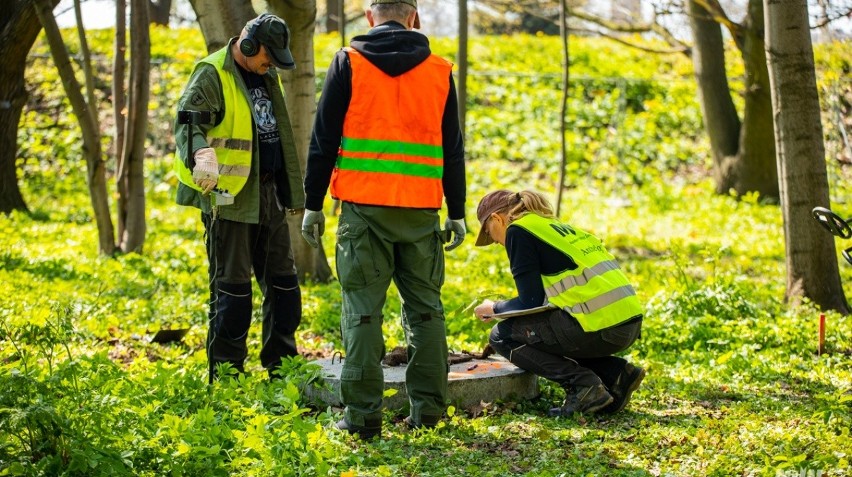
[336,202,448,427]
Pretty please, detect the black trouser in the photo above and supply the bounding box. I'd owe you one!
[489,309,641,388]
[203,181,301,380]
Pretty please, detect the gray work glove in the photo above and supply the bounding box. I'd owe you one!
[192,147,219,194]
[443,217,466,252]
[301,209,325,248]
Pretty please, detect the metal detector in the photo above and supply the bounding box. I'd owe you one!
[812,206,852,264]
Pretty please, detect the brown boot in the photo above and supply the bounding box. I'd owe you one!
[549,383,613,417]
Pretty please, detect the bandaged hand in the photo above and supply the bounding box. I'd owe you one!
[192,147,219,194]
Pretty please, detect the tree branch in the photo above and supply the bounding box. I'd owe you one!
[571,27,690,55]
[692,0,743,47]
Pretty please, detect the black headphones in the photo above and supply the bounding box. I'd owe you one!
[239,13,270,58]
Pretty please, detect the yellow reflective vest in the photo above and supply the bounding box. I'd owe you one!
[174,47,253,196]
[511,214,643,332]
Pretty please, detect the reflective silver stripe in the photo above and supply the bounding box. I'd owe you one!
[210,137,251,151]
[218,164,251,177]
[544,260,621,298]
[564,284,637,316]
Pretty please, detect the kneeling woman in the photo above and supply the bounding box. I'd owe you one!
[473,189,645,416]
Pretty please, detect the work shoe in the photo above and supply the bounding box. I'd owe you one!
[403,414,441,430]
[549,383,613,417]
[335,418,382,440]
[602,364,646,414]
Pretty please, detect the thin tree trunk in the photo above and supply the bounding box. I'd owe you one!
[114,0,127,163]
[34,0,116,255]
[74,0,99,131]
[556,0,568,217]
[326,0,339,33]
[118,0,150,253]
[338,0,345,48]
[148,0,172,26]
[764,0,849,313]
[271,0,332,282]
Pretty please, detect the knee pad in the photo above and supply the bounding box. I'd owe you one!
[271,275,301,335]
[213,281,252,339]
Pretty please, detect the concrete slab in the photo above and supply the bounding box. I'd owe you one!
[304,356,539,410]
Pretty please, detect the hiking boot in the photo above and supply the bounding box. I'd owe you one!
[601,364,646,414]
[549,383,613,417]
[403,414,441,430]
[335,417,382,440]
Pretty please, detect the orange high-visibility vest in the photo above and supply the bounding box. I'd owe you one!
[330,48,452,208]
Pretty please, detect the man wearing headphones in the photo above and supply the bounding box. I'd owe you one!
[174,14,305,383]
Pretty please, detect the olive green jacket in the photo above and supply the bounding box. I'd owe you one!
[174,39,305,223]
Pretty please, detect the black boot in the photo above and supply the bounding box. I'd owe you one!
[549,383,613,417]
[601,364,646,414]
[403,414,441,430]
[335,417,382,440]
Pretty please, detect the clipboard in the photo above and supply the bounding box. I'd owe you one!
[484,304,558,320]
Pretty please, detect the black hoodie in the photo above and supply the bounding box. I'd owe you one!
[304,21,466,219]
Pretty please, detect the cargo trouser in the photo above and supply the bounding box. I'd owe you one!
[336,202,448,426]
[489,309,641,388]
[203,181,301,381]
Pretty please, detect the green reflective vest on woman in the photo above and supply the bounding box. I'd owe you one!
[174,47,253,196]
[511,214,643,332]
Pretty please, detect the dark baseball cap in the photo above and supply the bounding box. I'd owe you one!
[371,0,420,29]
[248,14,296,70]
[475,190,515,246]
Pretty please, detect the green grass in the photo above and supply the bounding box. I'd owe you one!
[4,27,852,477]
[2,156,851,477]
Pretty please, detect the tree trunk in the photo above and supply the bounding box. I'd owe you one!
[764,0,849,313]
[117,0,150,253]
[148,0,172,26]
[188,0,255,53]
[721,0,778,202]
[34,0,116,255]
[688,1,741,188]
[689,0,779,202]
[556,0,568,216]
[270,0,333,282]
[74,0,99,130]
[458,0,468,139]
[325,0,339,33]
[114,0,127,163]
[0,1,59,214]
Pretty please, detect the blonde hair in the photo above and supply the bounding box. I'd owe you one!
[503,190,555,224]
